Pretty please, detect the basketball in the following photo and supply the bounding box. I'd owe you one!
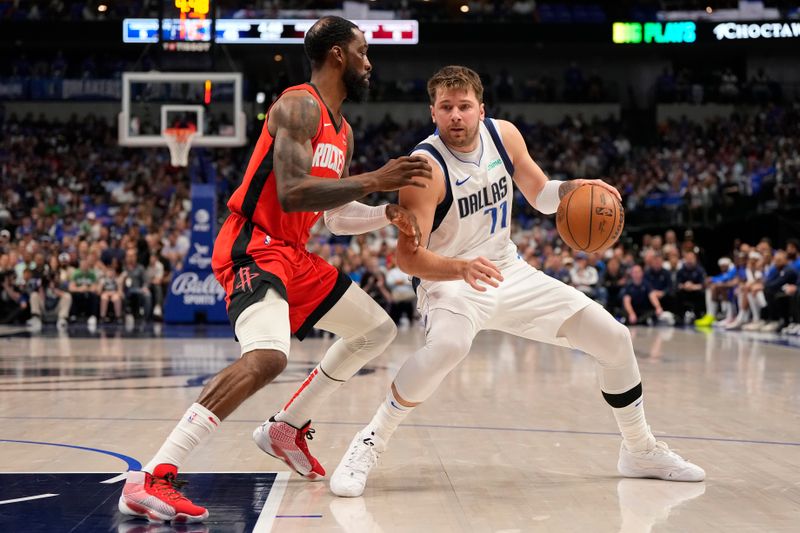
[556,184,624,253]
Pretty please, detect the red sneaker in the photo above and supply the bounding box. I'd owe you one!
[118,464,209,522]
[253,417,325,480]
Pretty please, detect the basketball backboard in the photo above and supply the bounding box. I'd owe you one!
[118,71,246,148]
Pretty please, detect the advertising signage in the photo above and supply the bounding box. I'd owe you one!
[613,20,800,44]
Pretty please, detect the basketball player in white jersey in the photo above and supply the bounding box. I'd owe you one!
[329,66,704,497]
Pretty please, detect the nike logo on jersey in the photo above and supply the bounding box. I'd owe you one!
[455,175,472,186]
[457,175,508,218]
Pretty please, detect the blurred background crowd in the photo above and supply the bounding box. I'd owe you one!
[1,104,798,334]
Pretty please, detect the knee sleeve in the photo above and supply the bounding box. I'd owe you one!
[394,309,475,403]
[559,303,641,393]
[316,285,398,381]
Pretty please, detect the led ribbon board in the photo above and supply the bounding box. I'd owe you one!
[613,21,696,44]
[124,18,419,45]
[712,21,800,40]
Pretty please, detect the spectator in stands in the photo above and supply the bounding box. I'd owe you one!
[162,230,189,270]
[676,251,706,323]
[146,251,166,320]
[120,249,151,322]
[68,257,99,327]
[569,252,600,301]
[98,263,123,323]
[622,265,654,326]
[28,272,71,331]
[739,251,770,331]
[787,239,800,271]
[0,269,27,324]
[360,256,391,313]
[544,254,571,285]
[694,257,735,327]
[385,257,416,327]
[756,250,798,333]
[601,257,626,317]
[644,250,675,324]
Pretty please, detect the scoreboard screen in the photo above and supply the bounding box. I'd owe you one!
[161,0,215,42]
[124,18,419,45]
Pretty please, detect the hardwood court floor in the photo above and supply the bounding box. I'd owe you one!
[1,324,799,532]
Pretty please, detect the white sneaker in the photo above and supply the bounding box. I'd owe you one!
[724,316,745,330]
[57,318,68,330]
[87,315,97,328]
[759,321,782,333]
[657,311,675,326]
[330,429,385,497]
[26,316,42,332]
[618,441,705,482]
[742,320,765,331]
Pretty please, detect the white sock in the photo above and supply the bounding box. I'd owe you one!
[365,389,413,443]
[143,403,220,473]
[612,396,656,453]
[748,293,763,321]
[705,289,717,317]
[722,301,733,320]
[275,364,343,428]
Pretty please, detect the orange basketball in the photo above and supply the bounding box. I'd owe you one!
[556,184,624,253]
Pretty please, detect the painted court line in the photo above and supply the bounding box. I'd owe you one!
[253,471,289,533]
[0,493,59,505]
[2,417,800,448]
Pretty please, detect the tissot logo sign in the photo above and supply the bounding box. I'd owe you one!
[713,21,800,40]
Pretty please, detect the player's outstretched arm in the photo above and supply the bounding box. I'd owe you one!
[323,126,422,247]
[271,92,433,212]
[396,157,503,292]
[496,120,620,214]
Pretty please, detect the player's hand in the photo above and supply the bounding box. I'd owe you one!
[574,178,622,203]
[461,257,503,292]
[386,204,421,248]
[371,156,432,192]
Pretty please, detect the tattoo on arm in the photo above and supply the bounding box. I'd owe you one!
[272,93,370,212]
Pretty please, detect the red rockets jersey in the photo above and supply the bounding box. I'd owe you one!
[226,83,350,246]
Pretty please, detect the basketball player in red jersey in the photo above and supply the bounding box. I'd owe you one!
[118,16,432,523]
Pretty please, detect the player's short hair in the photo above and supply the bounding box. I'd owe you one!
[427,65,484,104]
[304,16,360,69]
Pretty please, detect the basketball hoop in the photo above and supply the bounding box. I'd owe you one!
[164,127,197,167]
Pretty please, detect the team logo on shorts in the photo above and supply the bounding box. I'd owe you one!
[235,266,260,293]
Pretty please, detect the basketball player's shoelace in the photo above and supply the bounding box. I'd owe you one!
[345,436,381,475]
[297,427,316,455]
[150,473,190,502]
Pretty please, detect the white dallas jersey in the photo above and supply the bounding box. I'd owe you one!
[412,118,518,269]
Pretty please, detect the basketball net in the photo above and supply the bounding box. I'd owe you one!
[164,126,197,167]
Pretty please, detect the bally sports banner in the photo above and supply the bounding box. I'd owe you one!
[164,184,228,323]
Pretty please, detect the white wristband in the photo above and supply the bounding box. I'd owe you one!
[323,202,389,235]
[533,180,563,215]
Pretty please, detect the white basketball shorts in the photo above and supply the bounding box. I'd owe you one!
[415,259,593,346]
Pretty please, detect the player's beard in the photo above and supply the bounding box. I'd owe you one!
[440,121,480,150]
[343,64,370,103]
